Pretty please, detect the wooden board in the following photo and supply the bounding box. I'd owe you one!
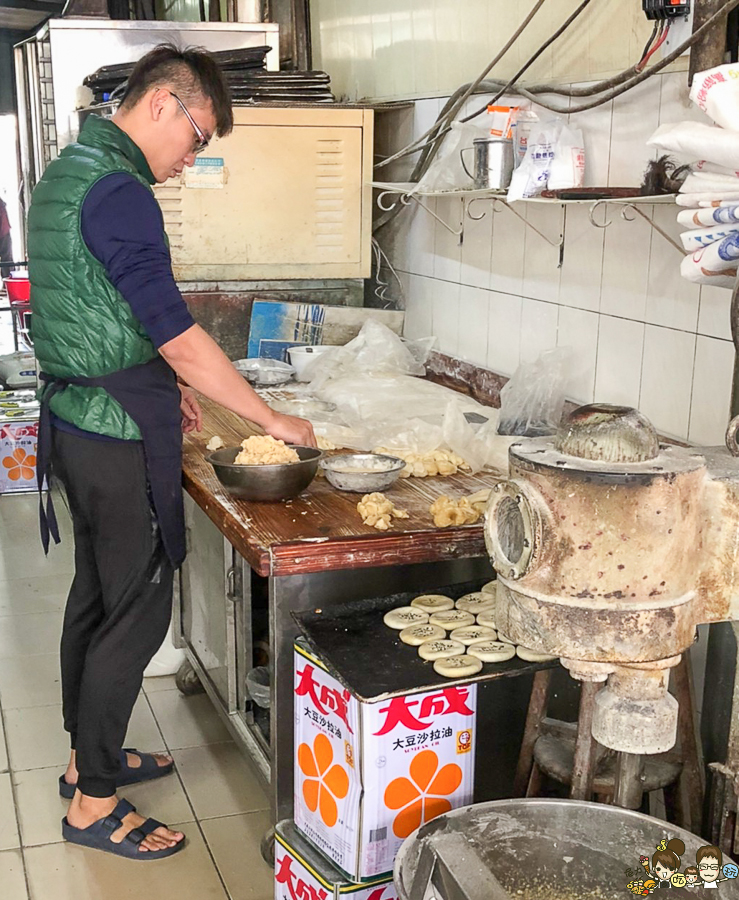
[182,397,502,577]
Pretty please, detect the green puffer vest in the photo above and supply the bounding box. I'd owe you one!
[28,116,161,440]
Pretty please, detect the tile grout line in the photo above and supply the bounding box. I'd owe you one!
[0,699,33,900]
[142,690,233,900]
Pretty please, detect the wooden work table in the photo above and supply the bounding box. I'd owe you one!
[178,394,502,826]
[182,396,502,578]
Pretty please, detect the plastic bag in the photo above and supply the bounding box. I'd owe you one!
[304,319,429,390]
[497,348,573,436]
[689,64,739,131]
[507,117,564,202]
[548,123,585,190]
[416,121,490,192]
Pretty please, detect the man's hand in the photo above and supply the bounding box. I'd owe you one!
[178,384,202,434]
[264,411,317,448]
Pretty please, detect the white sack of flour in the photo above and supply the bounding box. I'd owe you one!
[689,64,739,131]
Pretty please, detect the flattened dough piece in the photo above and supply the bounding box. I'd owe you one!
[449,625,498,646]
[411,594,455,614]
[384,607,429,630]
[418,639,466,661]
[429,610,476,631]
[468,641,516,663]
[456,592,495,614]
[481,580,497,595]
[433,654,483,678]
[516,645,558,662]
[476,610,497,630]
[399,623,447,646]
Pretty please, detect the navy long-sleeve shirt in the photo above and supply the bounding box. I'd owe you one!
[53,172,195,441]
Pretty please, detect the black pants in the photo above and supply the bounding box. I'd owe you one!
[51,428,174,797]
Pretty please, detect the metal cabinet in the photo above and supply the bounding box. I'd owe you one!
[178,493,268,784]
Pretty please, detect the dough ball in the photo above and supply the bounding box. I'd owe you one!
[433,654,483,678]
[411,594,455,613]
[206,435,225,451]
[456,592,495,614]
[428,610,476,631]
[468,641,516,663]
[418,639,466,661]
[399,623,447,646]
[481,580,497,595]
[476,610,497,630]
[383,607,429,630]
[516,645,558,662]
[449,625,498,646]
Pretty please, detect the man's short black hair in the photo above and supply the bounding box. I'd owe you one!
[121,43,233,138]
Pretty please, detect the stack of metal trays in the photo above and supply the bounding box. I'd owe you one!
[83,47,334,104]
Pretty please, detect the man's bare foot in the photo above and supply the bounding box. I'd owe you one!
[63,749,173,787]
[66,791,184,853]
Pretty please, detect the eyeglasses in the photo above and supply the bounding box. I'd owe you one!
[699,865,719,871]
[169,91,209,155]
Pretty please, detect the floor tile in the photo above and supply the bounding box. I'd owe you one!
[0,849,28,900]
[172,743,269,820]
[13,765,195,848]
[0,654,62,709]
[5,695,164,772]
[0,537,74,582]
[0,574,70,617]
[201,811,274,900]
[0,612,64,660]
[24,822,227,900]
[142,675,177,694]
[148,691,231,751]
[0,772,20,850]
[4,705,69,771]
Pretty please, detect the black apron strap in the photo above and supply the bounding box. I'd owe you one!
[36,376,64,554]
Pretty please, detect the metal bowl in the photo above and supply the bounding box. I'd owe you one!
[268,398,337,418]
[395,798,739,900]
[207,445,322,502]
[319,452,406,493]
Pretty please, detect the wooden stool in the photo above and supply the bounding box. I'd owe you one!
[513,654,704,832]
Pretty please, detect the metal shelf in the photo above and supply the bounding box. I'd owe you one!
[372,182,682,266]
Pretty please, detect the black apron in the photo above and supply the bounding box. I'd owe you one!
[36,356,186,568]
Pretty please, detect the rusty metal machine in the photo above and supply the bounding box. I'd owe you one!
[485,403,739,759]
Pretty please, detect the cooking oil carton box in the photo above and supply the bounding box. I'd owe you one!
[275,820,398,900]
[294,641,476,882]
[0,419,38,494]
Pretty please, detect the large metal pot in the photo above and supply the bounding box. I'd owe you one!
[207,445,322,501]
[394,799,739,900]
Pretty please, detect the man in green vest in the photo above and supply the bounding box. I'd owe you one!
[28,44,314,860]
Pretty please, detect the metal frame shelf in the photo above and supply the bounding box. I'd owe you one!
[372,182,682,267]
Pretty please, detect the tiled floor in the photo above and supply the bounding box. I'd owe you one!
[0,492,274,900]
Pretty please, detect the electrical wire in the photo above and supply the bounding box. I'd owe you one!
[375,0,550,171]
[460,0,594,124]
[378,0,739,173]
[636,21,669,72]
[639,20,660,65]
[371,237,404,308]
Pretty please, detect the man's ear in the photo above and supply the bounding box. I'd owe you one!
[149,88,168,122]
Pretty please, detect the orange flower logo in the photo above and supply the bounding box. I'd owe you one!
[384,749,462,838]
[2,447,36,482]
[297,733,349,828]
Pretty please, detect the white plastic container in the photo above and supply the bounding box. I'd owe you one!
[288,346,332,382]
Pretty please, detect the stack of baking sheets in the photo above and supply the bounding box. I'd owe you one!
[84,47,334,104]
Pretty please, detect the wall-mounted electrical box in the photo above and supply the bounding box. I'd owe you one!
[643,0,691,20]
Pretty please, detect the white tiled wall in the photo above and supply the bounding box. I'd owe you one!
[311,0,659,102]
[390,73,735,444]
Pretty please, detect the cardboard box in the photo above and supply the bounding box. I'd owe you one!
[275,820,398,900]
[0,419,38,494]
[294,641,476,882]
